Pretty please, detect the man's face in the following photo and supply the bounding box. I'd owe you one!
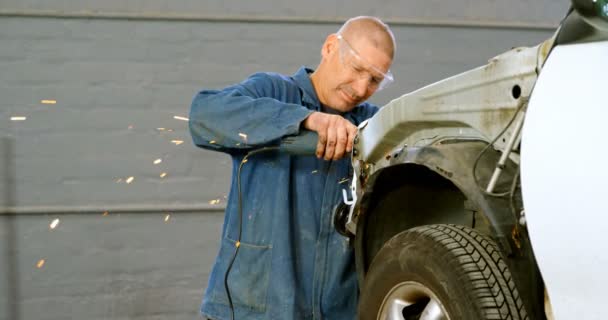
[321,34,393,112]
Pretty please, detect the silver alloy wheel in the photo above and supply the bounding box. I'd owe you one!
[377,281,450,320]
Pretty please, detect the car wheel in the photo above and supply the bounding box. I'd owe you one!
[358,224,528,320]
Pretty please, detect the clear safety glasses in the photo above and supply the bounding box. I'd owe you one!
[337,33,394,91]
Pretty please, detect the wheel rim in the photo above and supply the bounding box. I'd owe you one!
[378,281,450,320]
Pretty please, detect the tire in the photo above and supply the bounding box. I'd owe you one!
[358,224,528,320]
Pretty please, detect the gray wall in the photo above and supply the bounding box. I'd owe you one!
[1,212,223,320]
[0,11,568,211]
[0,0,568,27]
[0,1,568,319]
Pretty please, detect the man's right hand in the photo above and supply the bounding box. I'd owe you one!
[302,112,358,161]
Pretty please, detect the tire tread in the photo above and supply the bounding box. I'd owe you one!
[422,224,528,320]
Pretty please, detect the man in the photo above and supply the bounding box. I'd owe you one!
[189,16,395,320]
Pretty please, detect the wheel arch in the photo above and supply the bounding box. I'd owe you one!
[353,141,546,318]
[355,141,519,273]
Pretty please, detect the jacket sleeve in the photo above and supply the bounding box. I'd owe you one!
[188,73,314,153]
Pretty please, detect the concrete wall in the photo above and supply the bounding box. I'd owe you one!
[0,14,566,211]
[0,0,568,27]
[0,212,224,320]
[0,1,569,319]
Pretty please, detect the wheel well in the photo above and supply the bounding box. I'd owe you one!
[358,163,493,273]
[354,152,546,319]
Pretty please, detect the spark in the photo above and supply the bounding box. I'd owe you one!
[153,158,162,165]
[171,140,184,145]
[116,178,123,183]
[209,140,216,144]
[128,125,134,130]
[338,178,349,184]
[311,170,318,174]
[160,172,167,178]
[173,115,189,121]
[238,133,248,142]
[125,176,134,184]
[164,214,171,222]
[49,218,60,230]
[242,159,248,163]
[41,100,57,104]
[157,127,166,131]
[209,199,221,205]
[36,259,45,268]
[10,116,27,121]
[102,211,109,216]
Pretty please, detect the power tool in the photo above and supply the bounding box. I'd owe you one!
[278,130,319,155]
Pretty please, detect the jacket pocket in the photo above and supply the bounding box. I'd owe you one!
[210,237,272,312]
[224,177,275,247]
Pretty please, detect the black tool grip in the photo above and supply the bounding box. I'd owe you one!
[279,130,319,155]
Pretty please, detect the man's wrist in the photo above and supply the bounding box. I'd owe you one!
[302,111,319,131]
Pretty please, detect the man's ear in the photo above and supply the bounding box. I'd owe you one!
[321,34,339,60]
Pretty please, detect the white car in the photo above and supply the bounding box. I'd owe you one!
[336,1,608,319]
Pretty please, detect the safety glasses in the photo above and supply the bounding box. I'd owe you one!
[337,33,394,91]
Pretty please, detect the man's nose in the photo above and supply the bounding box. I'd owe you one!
[352,77,369,97]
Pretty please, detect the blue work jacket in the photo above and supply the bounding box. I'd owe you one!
[189,67,378,320]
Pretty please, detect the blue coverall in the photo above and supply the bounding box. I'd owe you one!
[189,66,378,320]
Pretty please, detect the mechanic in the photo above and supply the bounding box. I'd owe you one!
[188,16,396,320]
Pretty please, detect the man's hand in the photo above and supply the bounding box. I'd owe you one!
[302,112,358,160]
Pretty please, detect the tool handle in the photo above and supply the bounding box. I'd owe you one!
[279,130,319,155]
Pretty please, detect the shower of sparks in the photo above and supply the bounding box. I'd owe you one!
[171,140,184,145]
[153,158,162,165]
[164,214,171,222]
[49,218,60,230]
[125,176,134,184]
[173,115,189,121]
[10,116,27,121]
[160,172,167,178]
[36,259,45,268]
[41,100,57,104]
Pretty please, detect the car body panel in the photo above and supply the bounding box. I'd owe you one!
[521,40,608,320]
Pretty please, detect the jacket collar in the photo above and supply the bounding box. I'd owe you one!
[293,66,322,109]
